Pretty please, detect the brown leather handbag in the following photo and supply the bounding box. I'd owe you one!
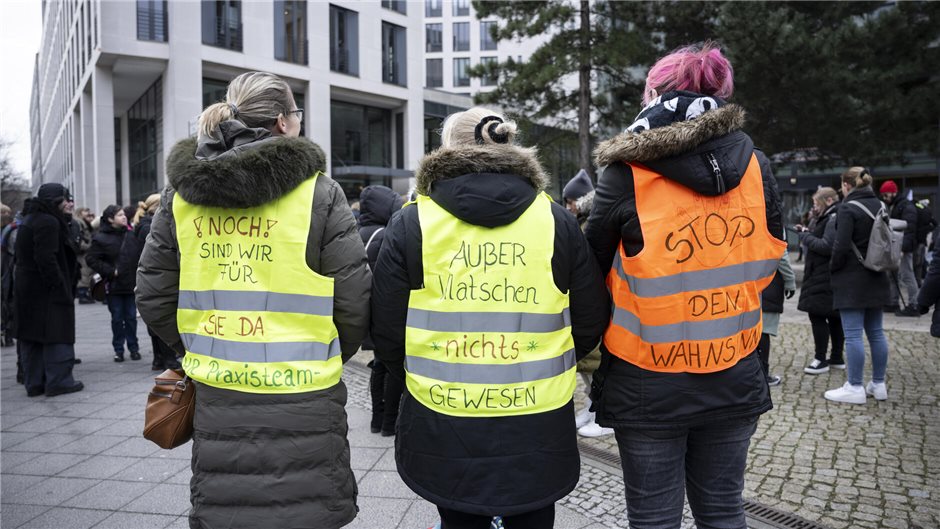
[144,369,196,449]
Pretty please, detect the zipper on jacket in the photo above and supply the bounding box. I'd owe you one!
[706,153,724,194]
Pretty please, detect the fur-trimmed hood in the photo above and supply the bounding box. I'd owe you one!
[414,145,552,228]
[594,105,759,197]
[414,145,549,196]
[166,124,326,208]
[594,105,746,167]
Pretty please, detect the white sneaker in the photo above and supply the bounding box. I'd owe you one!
[578,420,614,438]
[824,382,867,404]
[865,381,888,401]
[574,406,594,428]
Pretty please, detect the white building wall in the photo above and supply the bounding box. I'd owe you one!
[31,0,427,209]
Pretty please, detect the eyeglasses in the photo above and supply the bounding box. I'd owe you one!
[289,108,304,122]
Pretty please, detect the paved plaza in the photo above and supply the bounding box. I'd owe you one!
[1,294,938,529]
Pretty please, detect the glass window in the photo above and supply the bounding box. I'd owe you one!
[480,56,497,86]
[453,57,470,87]
[128,77,163,202]
[330,100,391,168]
[425,23,442,53]
[381,0,406,14]
[453,22,469,52]
[201,1,242,51]
[426,59,442,88]
[274,1,307,64]
[453,0,469,16]
[329,5,359,76]
[137,1,168,42]
[480,21,497,51]
[425,0,441,17]
[382,22,407,87]
[202,78,228,109]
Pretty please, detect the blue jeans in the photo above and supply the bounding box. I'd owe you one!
[614,417,758,529]
[107,294,138,355]
[839,308,889,385]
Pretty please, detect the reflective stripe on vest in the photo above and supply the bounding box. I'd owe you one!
[604,155,787,373]
[405,193,576,417]
[173,173,342,393]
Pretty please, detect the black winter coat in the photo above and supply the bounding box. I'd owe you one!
[916,242,940,337]
[889,197,918,253]
[86,223,135,295]
[358,185,403,270]
[13,198,77,344]
[798,204,838,315]
[116,214,152,290]
[830,187,891,310]
[371,144,610,515]
[585,103,783,429]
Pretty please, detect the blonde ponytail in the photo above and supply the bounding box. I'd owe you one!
[841,166,872,190]
[440,107,518,148]
[197,72,295,138]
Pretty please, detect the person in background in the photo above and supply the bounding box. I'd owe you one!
[122,205,138,230]
[796,187,844,374]
[563,169,594,218]
[73,207,97,304]
[358,184,405,436]
[121,194,181,371]
[13,184,84,397]
[1,205,19,348]
[879,180,919,316]
[915,233,940,337]
[586,43,786,528]
[826,167,891,404]
[371,106,609,528]
[86,205,139,362]
[757,247,795,386]
[137,71,367,528]
[913,199,936,285]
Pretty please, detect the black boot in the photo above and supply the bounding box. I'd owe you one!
[369,361,386,434]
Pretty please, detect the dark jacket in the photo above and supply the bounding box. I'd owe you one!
[358,185,403,271]
[13,198,77,344]
[916,241,940,337]
[585,103,784,429]
[136,121,367,529]
[889,196,918,253]
[371,144,610,515]
[830,187,891,310]
[914,202,936,246]
[798,203,839,315]
[86,223,135,295]
[117,214,152,291]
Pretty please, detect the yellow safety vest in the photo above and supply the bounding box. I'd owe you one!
[173,174,342,394]
[405,193,576,418]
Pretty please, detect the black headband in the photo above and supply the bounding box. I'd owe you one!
[474,116,510,145]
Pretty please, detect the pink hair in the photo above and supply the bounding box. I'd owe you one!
[642,43,734,105]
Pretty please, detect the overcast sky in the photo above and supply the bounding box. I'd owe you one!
[0,0,41,185]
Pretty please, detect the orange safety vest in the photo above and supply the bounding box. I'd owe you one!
[604,154,786,373]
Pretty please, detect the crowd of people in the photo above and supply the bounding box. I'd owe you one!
[2,41,940,529]
[0,191,182,396]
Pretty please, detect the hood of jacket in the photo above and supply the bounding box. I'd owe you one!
[166,120,327,208]
[593,104,754,197]
[22,197,68,227]
[358,185,403,227]
[415,145,550,228]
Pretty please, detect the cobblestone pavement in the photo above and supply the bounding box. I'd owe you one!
[576,295,940,529]
[3,300,936,529]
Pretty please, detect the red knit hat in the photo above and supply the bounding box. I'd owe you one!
[879,180,898,194]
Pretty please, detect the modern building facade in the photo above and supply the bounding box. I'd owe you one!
[31,0,425,210]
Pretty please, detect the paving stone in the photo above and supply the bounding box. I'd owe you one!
[121,483,192,515]
[92,512,179,529]
[17,507,111,529]
[62,479,156,510]
[6,453,91,476]
[50,434,127,455]
[0,503,51,529]
[344,497,411,529]
[5,477,98,506]
[351,447,387,471]
[57,455,145,480]
[357,470,419,499]
[6,416,79,434]
[108,456,191,483]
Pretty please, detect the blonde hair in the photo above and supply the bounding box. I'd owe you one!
[812,187,839,207]
[841,166,872,190]
[197,71,295,138]
[440,107,518,148]
[133,194,161,225]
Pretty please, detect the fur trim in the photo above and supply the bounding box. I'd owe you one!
[414,145,550,196]
[576,190,595,217]
[166,136,327,208]
[594,105,746,167]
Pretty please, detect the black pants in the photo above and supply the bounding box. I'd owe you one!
[438,504,555,529]
[148,327,179,369]
[757,333,772,379]
[369,359,404,434]
[20,340,77,395]
[808,311,844,362]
